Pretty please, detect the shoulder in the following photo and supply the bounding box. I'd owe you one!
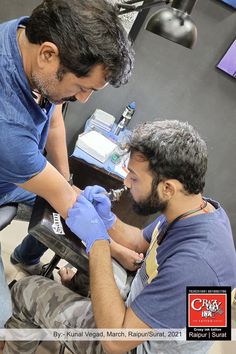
[0,18,20,56]
[160,210,236,286]
[143,215,166,242]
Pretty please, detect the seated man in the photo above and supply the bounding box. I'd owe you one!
[3,120,236,354]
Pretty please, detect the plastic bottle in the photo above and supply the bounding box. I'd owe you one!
[114,101,136,135]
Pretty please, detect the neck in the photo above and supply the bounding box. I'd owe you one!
[17,28,34,89]
[164,194,207,223]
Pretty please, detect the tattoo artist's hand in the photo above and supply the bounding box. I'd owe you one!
[66,194,110,254]
[83,185,116,229]
[117,247,144,272]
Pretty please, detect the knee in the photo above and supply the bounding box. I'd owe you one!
[10,276,43,312]
[11,277,26,300]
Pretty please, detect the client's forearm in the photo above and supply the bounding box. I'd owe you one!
[108,217,147,253]
[110,239,144,271]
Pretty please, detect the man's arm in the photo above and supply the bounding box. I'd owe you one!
[110,239,144,271]
[65,196,152,353]
[45,105,70,181]
[90,241,150,354]
[109,218,150,255]
[17,105,81,218]
[17,161,77,219]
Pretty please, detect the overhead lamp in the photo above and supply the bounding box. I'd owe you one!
[117,0,198,49]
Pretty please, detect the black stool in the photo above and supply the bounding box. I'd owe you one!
[0,203,18,232]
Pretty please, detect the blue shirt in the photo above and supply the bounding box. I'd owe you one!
[126,198,236,329]
[0,17,55,195]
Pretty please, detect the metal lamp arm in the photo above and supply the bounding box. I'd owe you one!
[117,0,170,15]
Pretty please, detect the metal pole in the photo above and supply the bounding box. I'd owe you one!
[172,0,198,14]
[118,0,167,15]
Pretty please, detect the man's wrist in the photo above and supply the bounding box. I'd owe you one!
[110,239,124,260]
[89,239,111,255]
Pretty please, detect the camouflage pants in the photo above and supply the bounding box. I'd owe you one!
[3,275,104,354]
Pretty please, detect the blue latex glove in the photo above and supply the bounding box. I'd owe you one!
[83,185,116,230]
[66,194,110,254]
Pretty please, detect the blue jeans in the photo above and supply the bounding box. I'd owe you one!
[0,187,48,327]
[0,243,12,327]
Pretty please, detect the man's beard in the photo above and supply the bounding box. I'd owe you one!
[132,185,168,216]
[31,72,77,105]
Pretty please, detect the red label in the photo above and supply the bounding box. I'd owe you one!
[188,293,227,327]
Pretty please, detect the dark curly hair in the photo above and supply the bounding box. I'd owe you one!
[127,120,208,194]
[25,0,134,87]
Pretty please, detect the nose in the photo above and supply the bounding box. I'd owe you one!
[75,90,93,103]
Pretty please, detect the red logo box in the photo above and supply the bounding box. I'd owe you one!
[188,293,227,327]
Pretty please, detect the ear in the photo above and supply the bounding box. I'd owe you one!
[159,180,176,200]
[37,42,59,68]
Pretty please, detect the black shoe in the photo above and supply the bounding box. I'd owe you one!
[10,253,46,276]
